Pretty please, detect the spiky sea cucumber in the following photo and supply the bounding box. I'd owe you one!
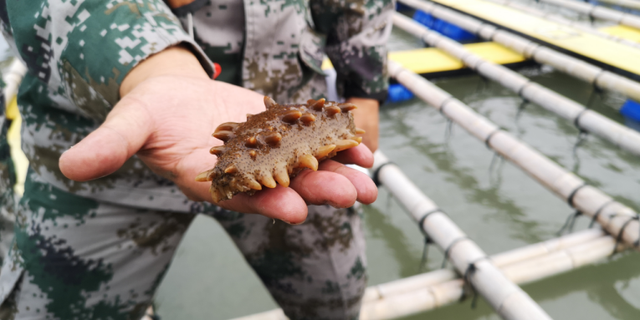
[196,96,365,203]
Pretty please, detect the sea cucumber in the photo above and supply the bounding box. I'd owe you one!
[196,96,365,203]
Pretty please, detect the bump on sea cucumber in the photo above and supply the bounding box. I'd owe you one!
[196,96,365,203]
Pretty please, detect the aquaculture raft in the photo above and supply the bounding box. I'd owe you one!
[229,2,640,319]
[323,43,528,78]
[399,0,640,103]
[424,0,640,79]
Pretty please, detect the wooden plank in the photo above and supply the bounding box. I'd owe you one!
[322,42,526,75]
[600,25,640,43]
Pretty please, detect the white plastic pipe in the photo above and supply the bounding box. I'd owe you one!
[540,0,640,29]
[359,230,616,320]
[595,0,640,10]
[388,60,640,251]
[227,193,612,320]
[488,0,640,49]
[399,0,640,103]
[393,13,640,158]
[369,152,553,320]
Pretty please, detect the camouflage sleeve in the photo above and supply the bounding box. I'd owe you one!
[311,0,394,103]
[4,0,213,112]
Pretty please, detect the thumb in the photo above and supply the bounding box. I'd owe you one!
[59,97,153,181]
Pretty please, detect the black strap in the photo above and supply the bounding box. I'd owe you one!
[516,80,532,98]
[587,6,597,23]
[484,129,501,149]
[556,210,582,236]
[587,71,605,106]
[372,162,395,187]
[418,208,444,233]
[567,183,588,208]
[442,236,470,268]
[460,256,489,309]
[418,236,432,272]
[591,70,605,87]
[573,109,590,132]
[439,96,456,116]
[589,200,614,228]
[613,215,640,252]
[515,99,529,120]
[417,209,444,272]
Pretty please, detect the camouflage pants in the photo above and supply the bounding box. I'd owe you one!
[0,173,367,320]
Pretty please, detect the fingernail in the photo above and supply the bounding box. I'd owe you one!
[281,219,305,226]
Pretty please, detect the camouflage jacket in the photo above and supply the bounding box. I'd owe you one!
[0,0,392,210]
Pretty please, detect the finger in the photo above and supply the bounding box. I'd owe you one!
[59,96,153,181]
[288,169,358,208]
[178,174,310,224]
[319,160,378,204]
[331,144,374,168]
[216,186,309,224]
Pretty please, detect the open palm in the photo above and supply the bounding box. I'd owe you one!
[59,75,377,224]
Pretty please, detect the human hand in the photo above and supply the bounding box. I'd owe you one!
[348,97,379,152]
[58,46,377,224]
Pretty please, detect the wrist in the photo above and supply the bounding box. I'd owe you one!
[120,44,209,97]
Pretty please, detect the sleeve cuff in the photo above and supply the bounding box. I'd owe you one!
[343,85,388,105]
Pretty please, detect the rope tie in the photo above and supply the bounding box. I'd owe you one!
[438,96,456,116]
[613,214,640,252]
[590,70,605,88]
[460,256,489,309]
[587,6,597,24]
[418,236,433,272]
[488,152,503,175]
[439,97,456,141]
[572,109,590,154]
[556,210,582,236]
[476,74,491,93]
[372,162,395,187]
[567,183,588,208]
[515,98,529,121]
[417,209,445,272]
[583,69,604,107]
[442,236,470,268]
[445,118,454,141]
[554,184,588,236]
[484,129,501,149]
[573,109,590,132]
[418,208,445,233]
[516,80,532,98]
[589,200,614,228]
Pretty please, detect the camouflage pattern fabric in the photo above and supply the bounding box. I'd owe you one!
[0,173,366,320]
[180,0,392,102]
[2,0,214,212]
[0,0,391,208]
[216,204,367,319]
[0,78,17,267]
[0,0,391,318]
